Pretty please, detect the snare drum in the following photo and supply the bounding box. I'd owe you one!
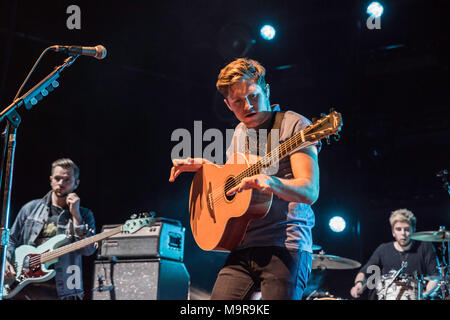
[375,271,419,300]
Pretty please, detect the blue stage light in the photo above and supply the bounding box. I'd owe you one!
[367,2,384,18]
[260,25,276,40]
[329,216,346,233]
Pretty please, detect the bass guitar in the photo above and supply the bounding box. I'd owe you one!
[3,213,154,299]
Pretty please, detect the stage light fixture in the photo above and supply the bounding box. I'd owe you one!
[329,216,346,233]
[260,25,276,40]
[367,2,384,18]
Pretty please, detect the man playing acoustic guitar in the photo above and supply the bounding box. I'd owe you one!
[169,58,321,300]
[4,158,96,300]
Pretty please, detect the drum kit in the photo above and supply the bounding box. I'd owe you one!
[307,226,449,300]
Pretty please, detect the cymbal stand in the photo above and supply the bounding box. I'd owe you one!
[381,261,408,300]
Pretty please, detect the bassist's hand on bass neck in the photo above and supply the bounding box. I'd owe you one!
[169,157,213,182]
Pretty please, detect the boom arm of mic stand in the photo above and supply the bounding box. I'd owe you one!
[0,55,79,123]
[0,54,79,300]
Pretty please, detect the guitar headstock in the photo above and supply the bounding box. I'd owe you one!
[304,109,343,144]
[122,212,155,234]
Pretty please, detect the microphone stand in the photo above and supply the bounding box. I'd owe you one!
[0,54,79,300]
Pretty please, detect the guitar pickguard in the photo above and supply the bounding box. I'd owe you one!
[3,253,49,298]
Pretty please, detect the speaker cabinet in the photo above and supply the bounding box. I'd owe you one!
[92,258,190,300]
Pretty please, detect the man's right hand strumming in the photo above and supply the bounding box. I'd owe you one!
[169,158,211,182]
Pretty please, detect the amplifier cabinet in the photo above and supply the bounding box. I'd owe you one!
[98,219,185,261]
[92,258,190,300]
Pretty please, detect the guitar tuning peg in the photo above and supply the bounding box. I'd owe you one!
[130,213,138,219]
[320,113,326,118]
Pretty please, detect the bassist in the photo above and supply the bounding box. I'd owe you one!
[4,158,96,300]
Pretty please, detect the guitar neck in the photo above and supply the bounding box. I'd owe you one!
[40,225,122,263]
[237,128,315,181]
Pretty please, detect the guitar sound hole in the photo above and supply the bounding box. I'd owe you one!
[224,177,237,201]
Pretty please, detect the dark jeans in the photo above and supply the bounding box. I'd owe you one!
[12,278,59,300]
[210,246,312,300]
[12,278,83,300]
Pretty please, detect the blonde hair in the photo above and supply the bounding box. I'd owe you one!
[389,209,416,230]
[216,58,267,97]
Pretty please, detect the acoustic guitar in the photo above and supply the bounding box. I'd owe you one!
[189,110,343,251]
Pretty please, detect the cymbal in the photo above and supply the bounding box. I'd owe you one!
[410,228,450,242]
[312,253,361,270]
[312,244,322,251]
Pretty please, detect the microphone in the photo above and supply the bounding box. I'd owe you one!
[51,45,107,60]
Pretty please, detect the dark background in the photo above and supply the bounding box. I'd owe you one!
[0,0,448,300]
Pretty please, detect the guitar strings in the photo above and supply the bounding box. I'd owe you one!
[17,227,125,274]
[211,141,317,210]
[37,227,122,263]
[211,126,316,197]
[209,129,318,209]
[210,131,316,206]
[212,129,303,197]
[196,112,335,211]
[42,227,121,262]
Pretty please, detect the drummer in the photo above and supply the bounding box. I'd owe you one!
[350,209,439,299]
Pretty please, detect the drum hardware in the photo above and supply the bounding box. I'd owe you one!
[375,268,424,300]
[411,225,449,300]
[422,266,449,300]
[306,289,344,300]
[308,250,359,300]
[423,273,450,282]
[410,226,450,242]
[377,262,410,300]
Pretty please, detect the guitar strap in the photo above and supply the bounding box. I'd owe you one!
[266,111,285,155]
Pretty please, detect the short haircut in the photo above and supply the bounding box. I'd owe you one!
[389,209,416,230]
[216,58,267,98]
[51,158,80,180]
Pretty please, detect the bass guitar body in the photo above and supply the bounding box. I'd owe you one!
[3,234,69,299]
[189,153,273,251]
